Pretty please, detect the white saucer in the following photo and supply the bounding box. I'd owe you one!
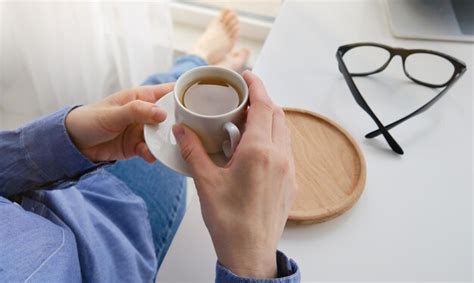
[144,92,229,176]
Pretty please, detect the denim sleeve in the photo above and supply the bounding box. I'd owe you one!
[142,55,208,85]
[215,251,300,283]
[0,107,97,197]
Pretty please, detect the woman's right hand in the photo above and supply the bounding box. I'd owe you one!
[172,71,297,279]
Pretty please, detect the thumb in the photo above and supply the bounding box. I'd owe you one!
[109,100,167,129]
[172,124,216,177]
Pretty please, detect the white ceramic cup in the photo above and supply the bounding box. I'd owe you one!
[174,66,249,157]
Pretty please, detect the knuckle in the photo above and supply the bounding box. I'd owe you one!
[277,157,290,174]
[195,168,220,186]
[125,88,138,101]
[128,100,143,114]
[274,105,285,116]
[180,144,194,163]
[259,100,274,113]
[248,74,264,89]
[250,145,272,165]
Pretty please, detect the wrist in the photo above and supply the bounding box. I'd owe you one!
[220,250,277,279]
[65,108,79,144]
[65,106,95,161]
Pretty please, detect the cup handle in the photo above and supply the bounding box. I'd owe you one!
[222,122,241,158]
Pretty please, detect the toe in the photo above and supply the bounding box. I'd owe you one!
[229,25,239,40]
[214,48,250,71]
[233,48,250,63]
[220,9,232,23]
[227,17,239,30]
[223,9,237,25]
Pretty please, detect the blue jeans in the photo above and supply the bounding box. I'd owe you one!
[106,55,207,269]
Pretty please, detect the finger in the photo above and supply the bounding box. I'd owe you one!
[221,9,234,24]
[242,70,273,140]
[136,142,157,163]
[122,124,156,162]
[122,124,145,159]
[271,106,290,148]
[111,100,167,128]
[147,83,174,102]
[112,83,174,105]
[172,124,217,178]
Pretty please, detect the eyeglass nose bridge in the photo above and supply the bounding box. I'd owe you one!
[374,47,410,74]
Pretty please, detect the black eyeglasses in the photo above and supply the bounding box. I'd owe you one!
[336,42,467,155]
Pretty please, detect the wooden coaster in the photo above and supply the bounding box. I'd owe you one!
[284,108,366,224]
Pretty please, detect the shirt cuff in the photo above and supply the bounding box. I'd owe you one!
[21,106,97,183]
[215,251,300,283]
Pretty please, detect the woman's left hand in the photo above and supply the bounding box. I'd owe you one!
[65,84,173,163]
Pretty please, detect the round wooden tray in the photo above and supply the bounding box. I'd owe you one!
[284,108,366,224]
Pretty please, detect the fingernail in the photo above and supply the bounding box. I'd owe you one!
[172,124,185,143]
[152,106,166,121]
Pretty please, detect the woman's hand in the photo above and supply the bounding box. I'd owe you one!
[65,84,173,162]
[173,71,297,278]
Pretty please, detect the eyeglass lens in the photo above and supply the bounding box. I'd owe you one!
[404,53,455,85]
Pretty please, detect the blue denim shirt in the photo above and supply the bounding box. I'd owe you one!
[0,109,300,282]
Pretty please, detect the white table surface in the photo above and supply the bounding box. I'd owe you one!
[157,1,473,282]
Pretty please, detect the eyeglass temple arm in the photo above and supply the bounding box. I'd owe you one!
[337,52,404,154]
[365,73,463,139]
[359,96,405,154]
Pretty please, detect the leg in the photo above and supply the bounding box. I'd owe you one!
[142,55,208,85]
[106,158,186,269]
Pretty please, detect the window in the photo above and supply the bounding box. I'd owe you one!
[172,0,282,22]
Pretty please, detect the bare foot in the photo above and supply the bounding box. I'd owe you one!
[216,48,250,71]
[190,9,239,64]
